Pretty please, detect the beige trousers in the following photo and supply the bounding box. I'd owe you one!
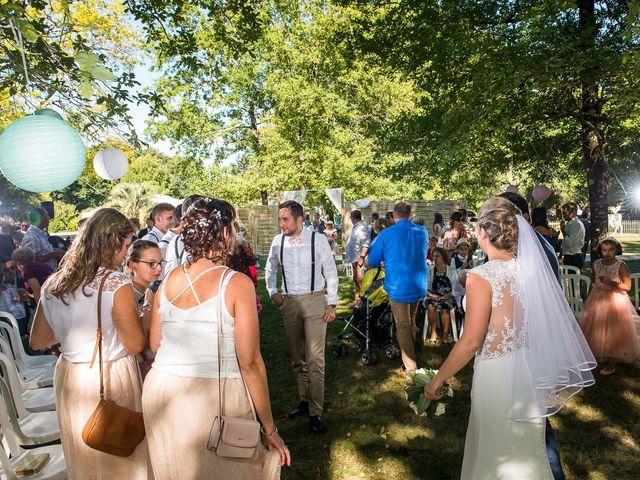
[389,299,420,371]
[279,291,327,416]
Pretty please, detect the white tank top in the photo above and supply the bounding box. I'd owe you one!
[152,266,241,378]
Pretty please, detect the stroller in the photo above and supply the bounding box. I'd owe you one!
[332,267,400,365]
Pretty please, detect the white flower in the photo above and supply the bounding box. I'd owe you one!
[197,218,210,228]
[435,403,446,416]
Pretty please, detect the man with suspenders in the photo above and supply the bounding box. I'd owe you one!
[266,200,339,434]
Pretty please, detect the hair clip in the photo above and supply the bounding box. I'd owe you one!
[211,209,222,220]
[197,217,210,228]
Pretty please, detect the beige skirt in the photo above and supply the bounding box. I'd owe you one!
[142,368,281,480]
[54,355,150,480]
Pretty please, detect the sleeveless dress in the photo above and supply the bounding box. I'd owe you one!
[40,269,149,480]
[580,259,640,362]
[461,259,553,480]
[142,266,280,480]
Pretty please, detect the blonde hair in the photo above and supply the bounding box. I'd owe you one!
[477,196,520,255]
[45,208,135,301]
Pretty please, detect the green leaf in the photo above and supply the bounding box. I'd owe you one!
[416,395,429,415]
[74,52,100,71]
[90,65,116,82]
[16,20,38,42]
[79,79,93,99]
[425,399,439,417]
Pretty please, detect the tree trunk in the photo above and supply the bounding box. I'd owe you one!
[247,99,268,205]
[579,0,607,261]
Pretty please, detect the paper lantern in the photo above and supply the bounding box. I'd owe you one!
[0,115,85,192]
[532,184,551,202]
[93,148,128,180]
[34,108,64,121]
[505,185,519,194]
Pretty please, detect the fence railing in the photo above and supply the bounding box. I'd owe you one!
[549,220,640,237]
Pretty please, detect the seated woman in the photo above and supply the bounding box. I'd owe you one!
[11,247,53,304]
[142,198,290,479]
[424,247,459,345]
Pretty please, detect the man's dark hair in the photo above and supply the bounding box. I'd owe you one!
[371,212,380,221]
[279,200,304,219]
[150,202,175,220]
[458,208,468,219]
[393,201,412,219]
[498,192,529,217]
[350,210,362,221]
[385,211,394,220]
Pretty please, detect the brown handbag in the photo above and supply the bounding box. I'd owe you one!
[82,271,146,457]
[207,268,261,459]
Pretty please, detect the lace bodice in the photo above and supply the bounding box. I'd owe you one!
[593,259,621,287]
[468,259,526,361]
[86,268,131,292]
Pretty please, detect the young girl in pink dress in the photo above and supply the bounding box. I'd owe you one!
[581,238,640,375]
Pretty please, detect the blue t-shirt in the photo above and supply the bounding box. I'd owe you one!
[367,220,428,303]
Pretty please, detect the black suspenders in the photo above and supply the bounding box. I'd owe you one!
[280,231,316,294]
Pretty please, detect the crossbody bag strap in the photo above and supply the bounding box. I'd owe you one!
[88,270,111,401]
[217,269,258,425]
[311,231,316,292]
[280,234,288,294]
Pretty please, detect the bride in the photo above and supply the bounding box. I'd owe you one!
[424,196,596,479]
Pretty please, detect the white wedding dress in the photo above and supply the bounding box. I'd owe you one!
[461,259,553,480]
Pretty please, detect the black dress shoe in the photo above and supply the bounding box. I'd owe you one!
[288,401,309,419]
[310,415,325,434]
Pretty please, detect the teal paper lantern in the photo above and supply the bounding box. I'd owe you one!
[34,108,65,121]
[0,114,86,192]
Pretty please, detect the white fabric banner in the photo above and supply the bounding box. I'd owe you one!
[324,188,343,212]
[280,190,309,204]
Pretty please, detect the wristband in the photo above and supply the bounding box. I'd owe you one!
[260,425,278,437]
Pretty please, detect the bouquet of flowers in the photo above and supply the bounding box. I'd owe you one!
[404,368,453,417]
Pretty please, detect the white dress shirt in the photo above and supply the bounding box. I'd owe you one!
[142,226,165,244]
[22,225,56,269]
[561,218,585,255]
[344,221,371,264]
[164,233,188,277]
[265,229,339,305]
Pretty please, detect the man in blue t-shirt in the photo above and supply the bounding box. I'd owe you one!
[367,202,428,374]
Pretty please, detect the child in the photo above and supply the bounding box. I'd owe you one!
[451,238,473,320]
[580,238,640,375]
[426,235,438,263]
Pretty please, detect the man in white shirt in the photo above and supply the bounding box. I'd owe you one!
[266,200,339,434]
[142,203,176,245]
[560,202,586,270]
[344,210,371,303]
[21,207,64,270]
[163,195,202,276]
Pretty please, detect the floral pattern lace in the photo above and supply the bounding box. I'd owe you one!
[468,259,525,361]
[593,259,621,286]
[86,268,131,292]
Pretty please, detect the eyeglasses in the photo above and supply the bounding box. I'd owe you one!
[136,260,166,269]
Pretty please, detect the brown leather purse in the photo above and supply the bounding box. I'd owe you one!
[82,271,146,457]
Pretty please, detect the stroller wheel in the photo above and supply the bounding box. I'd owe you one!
[361,349,378,366]
[384,344,397,360]
[332,342,349,359]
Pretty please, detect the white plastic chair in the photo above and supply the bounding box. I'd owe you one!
[0,338,53,390]
[560,265,580,276]
[0,313,57,370]
[0,395,65,480]
[423,305,459,343]
[0,376,59,447]
[629,273,640,312]
[344,262,353,278]
[561,274,591,318]
[0,353,55,414]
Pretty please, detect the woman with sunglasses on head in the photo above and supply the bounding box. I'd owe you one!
[127,239,164,379]
[30,208,148,479]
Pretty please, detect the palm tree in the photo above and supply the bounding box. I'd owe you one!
[106,182,159,220]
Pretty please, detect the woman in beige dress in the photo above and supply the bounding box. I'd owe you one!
[31,208,149,479]
[143,198,290,480]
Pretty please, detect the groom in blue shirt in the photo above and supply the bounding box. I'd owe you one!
[367,202,427,374]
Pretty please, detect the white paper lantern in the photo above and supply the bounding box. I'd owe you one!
[93,148,128,180]
[532,184,551,202]
[0,114,85,192]
[505,185,519,194]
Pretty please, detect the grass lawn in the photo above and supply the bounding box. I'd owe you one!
[258,265,640,479]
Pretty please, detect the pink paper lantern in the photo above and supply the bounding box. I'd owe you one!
[505,185,519,194]
[532,184,551,202]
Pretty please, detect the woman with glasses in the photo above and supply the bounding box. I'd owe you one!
[127,240,164,378]
[30,209,149,479]
[443,211,468,254]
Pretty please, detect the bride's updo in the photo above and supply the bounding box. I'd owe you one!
[477,196,520,254]
[182,198,236,262]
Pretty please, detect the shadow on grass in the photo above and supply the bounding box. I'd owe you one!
[258,268,640,480]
